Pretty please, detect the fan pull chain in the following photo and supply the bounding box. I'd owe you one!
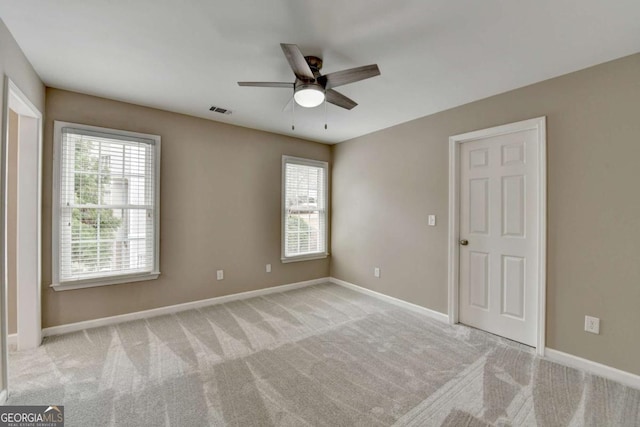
[324,98,328,130]
[291,95,295,131]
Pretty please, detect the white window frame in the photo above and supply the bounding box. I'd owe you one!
[281,156,329,263]
[51,121,161,291]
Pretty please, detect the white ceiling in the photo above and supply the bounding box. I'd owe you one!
[1,1,639,144]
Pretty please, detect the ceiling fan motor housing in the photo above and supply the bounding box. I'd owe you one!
[295,82,324,92]
[304,56,323,75]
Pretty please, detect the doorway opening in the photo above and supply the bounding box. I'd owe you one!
[1,78,43,400]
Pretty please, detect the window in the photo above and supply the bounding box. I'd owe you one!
[282,156,328,262]
[52,121,160,290]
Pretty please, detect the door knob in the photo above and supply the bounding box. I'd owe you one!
[459,239,469,246]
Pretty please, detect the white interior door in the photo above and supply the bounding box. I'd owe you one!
[458,124,541,346]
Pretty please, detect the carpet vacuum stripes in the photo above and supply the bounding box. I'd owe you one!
[7,283,640,426]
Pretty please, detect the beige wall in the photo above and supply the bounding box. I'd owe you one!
[7,109,18,335]
[43,88,331,327]
[331,53,640,375]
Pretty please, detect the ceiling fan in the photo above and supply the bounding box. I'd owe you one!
[238,43,381,110]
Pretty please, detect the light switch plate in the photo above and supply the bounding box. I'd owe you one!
[374,267,381,278]
[584,315,600,334]
[428,215,436,226]
[216,270,224,281]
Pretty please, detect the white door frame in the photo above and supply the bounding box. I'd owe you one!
[448,117,546,356]
[1,78,43,369]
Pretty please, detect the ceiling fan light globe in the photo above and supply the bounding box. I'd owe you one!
[294,87,325,108]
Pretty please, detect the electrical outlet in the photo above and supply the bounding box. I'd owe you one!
[374,267,381,278]
[266,264,271,273]
[216,270,224,281]
[428,214,436,226]
[584,315,600,334]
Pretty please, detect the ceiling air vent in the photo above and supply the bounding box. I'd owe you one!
[209,106,232,115]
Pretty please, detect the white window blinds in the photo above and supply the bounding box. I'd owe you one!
[54,123,160,287]
[282,156,328,261]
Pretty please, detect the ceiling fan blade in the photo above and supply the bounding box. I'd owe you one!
[280,43,315,80]
[318,64,380,89]
[325,89,358,110]
[237,82,293,88]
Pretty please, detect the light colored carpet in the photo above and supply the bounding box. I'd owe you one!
[7,283,640,426]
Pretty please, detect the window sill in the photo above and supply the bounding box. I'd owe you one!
[281,253,329,264]
[51,271,160,291]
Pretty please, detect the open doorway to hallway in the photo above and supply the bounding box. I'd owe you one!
[1,78,43,401]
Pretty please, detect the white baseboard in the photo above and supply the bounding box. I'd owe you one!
[545,348,640,390]
[42,277,330,338]
[329,277,449,323]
